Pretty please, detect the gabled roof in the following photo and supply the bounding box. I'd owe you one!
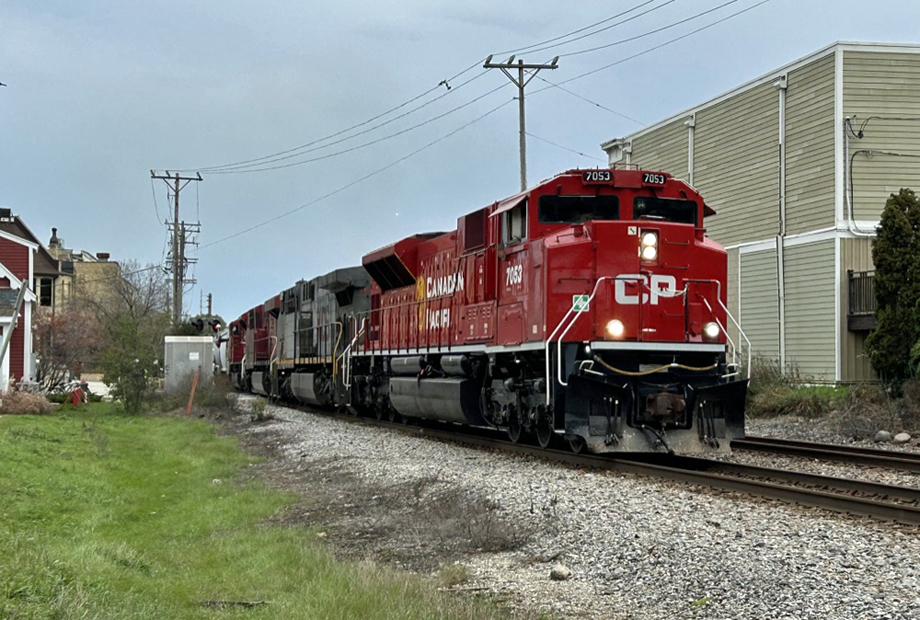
[0,262,37,304]
[0,228,38,251]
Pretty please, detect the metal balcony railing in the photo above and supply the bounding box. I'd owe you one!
[848,270,876,331]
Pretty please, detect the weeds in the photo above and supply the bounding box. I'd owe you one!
[147,372,234,414]
[746,357,844,419]
[436,563,473,588]
[250,398,272,422]
[746,357,920,437]
[1,384,53,414]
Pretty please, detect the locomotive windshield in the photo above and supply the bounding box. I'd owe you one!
[633,197,698,225]
[538,195,620,224]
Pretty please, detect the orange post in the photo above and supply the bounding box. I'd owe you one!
[186,371,200,415]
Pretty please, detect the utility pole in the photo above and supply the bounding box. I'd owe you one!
[150,170,202,323]
[483,55,558,191]
[207,293,212,317]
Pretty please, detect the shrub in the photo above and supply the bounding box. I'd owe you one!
[865,188,920,391]
[148,373,234,414]
[746,356,844,419]
[1,387,53,414]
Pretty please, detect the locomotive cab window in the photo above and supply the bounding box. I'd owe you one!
[538,195,620,224]
[633,197,698,225]
[502,199,528,245]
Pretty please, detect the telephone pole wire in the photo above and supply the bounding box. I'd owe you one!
[150,170,202,322]
[483,55,558,191]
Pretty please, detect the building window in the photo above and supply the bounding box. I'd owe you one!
[35,277,53,307]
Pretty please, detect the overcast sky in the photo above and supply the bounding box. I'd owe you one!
[2,0,918,320]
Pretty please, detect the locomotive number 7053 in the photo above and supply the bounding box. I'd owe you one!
[506,264,523,286]
[582,170,612,183]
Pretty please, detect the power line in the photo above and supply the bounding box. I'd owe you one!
[547,0,772,88]
[526,132,607,162]
[491,0,673,57]
[199,99,514,250]
[205,79,509,175]
[73,264,164,287]
[168,0,765,180]
[535,77,646,126]
[173,1,706,175]
[176,0,773,248]
[556,0,742,58]
[501,0,682,58]
[183,62,484,173]
[150,178,163,225]
[200,1,755,175]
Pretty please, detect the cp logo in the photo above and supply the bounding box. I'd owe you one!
[614,274,677,305]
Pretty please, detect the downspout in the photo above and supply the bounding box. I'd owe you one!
[685,114,696,186]
[774,75,788,372]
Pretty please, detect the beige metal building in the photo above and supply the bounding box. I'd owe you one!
[602,42,920,384]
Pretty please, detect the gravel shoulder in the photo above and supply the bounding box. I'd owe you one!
[215,399,920,620]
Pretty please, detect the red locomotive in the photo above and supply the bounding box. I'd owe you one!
[228,167,747,454]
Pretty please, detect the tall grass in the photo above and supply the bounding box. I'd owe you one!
[0,405,517,619]
[746,357,845,419]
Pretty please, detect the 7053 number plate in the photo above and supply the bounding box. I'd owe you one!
[582,170,612,183]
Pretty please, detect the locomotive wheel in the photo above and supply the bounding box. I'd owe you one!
[535,411,553,449]
[375,405,386,421]
[388,408,409,424]
[506,408,523,443]
[567,435,586,454]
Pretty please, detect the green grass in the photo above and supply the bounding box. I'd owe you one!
[0,405,513,619]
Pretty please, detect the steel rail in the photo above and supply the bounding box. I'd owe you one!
[734,435,920,473]
[353,419,920,526]
[269,403,920,526]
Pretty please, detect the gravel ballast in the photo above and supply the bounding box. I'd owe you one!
[227,399,920,620]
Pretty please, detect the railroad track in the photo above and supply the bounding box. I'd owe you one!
[251,399,920,526]
[338,414,920,526]
[734,435,920,473]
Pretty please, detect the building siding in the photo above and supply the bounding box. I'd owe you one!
[9,316,24,382]
[629,118,688,180]
[784,239,836,381]
[693,82,779,247]
[784,54,836,235]
[726,247,740,354]
[739,249,779,361]
[840,236,876,382]
[0,238,29,281]
[844,51,920,222]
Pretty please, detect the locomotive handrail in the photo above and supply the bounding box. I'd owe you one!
[701,295,751,379]
[545,275,620,405]
[341,317,366,390]
[553,275,697,391]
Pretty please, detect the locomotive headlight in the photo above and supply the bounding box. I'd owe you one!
[606,319,625,339]
[640,231,658,262]
[703,322,721,340]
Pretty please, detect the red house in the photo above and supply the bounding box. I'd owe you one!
[0,227,37,389]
